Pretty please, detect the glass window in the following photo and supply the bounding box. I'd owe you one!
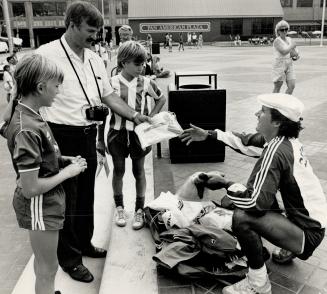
[297,0,313,7]
[32,2,66,17]
[57,2,67,16]
[321,0,327,6]
[252,18,274,34]
[122,0,128,15]
[104,2,110,17]
[280,0,293,7]
[116,0,121,15]
[12,2,26,17]
[221,19,242,35]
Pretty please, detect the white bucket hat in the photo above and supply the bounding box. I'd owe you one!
[257,93,304,122]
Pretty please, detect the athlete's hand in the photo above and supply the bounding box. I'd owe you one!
[180,124,208,145]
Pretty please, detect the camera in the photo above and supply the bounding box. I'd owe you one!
[85,105,109,121]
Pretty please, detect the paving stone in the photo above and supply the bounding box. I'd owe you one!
[159,286,193,294]
[270,282,296,294]
[269,272,302,292]
[266,259,315,283]
[306,268,327,289]
[194,282,224,294]
[298,285,324,294]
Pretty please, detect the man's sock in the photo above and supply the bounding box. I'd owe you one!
[248,264,268,287]
[114,194,124,208]
[135,195,145,211]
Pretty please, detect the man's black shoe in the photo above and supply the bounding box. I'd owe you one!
[63,264,94,283]
[82,246,107,258]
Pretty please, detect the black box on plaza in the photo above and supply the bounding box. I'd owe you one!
[168,81,226,164]
[152,43,160,54]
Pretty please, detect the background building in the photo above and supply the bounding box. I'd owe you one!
[0,0,326,48]
[281,0,327,32]
[129,0,284,42]
[0,0,129,48]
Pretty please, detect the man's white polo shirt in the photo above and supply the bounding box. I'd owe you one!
[37,35,113,126]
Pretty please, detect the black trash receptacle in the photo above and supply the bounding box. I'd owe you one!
[168,83,226,163]
[152,43,160,54]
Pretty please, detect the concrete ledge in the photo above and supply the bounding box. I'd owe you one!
[99,153,158,294]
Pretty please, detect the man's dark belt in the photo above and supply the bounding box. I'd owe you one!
[47,122,97,135]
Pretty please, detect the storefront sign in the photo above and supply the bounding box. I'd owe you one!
[13,21,27,28]
[140,22,210,33]
[33,19,65,28]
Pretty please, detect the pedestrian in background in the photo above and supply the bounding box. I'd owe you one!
[197,32,203,48]
[168,34,173,52]
[272,20,299,94]
[192,32,198,47]
[3,65,14,102]
[178,32,184,51]
[118,25,133,46]
[4,54,87,294]
[187,32,192,47]
[100,41,109,68]
[146,33,153,54]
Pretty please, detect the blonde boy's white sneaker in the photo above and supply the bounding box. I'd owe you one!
[132,209,144,230]
[222,275,271,294]
[115,206,126,227]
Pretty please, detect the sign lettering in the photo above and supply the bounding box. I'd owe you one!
[140,22,210,33]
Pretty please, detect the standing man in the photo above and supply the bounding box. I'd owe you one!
[181,93,327,294]
[118,25,133,45]
[37,1,149,283]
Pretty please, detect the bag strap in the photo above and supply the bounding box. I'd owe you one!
[88,60,102,100]
[60,39,101,106]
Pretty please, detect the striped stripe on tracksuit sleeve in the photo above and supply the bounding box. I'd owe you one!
[216,130,264,158]
[226,136,285,215]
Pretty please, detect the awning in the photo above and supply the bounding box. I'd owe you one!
[129,0,283,19]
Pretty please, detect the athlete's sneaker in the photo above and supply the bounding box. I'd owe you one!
[272,247,296,264]
[222,275,271,294]
[115,206,126,227]
[132,209,144,230]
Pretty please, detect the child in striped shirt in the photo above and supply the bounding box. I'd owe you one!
[108,41,166,230]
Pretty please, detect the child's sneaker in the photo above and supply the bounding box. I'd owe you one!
[222,275,271,294]
[132,209,144,230]
[115,206,126,227]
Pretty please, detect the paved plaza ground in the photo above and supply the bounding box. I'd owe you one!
[0,43,327,293]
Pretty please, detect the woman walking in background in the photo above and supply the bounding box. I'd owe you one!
[178,33,184,51]
[272,20,299,94]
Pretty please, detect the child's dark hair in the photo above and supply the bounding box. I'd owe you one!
[270,108,303,138]
[117,41,147,68]
[4,65,10,72]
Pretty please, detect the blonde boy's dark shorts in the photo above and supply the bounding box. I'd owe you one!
[107,129,151,160]
[13,185,65,231]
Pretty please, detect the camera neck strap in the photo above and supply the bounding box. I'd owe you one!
[59,39,101,106]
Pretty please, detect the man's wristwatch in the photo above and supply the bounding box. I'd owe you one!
[207,130,217,140]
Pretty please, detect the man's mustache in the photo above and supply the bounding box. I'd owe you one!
[87,38,97,43]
